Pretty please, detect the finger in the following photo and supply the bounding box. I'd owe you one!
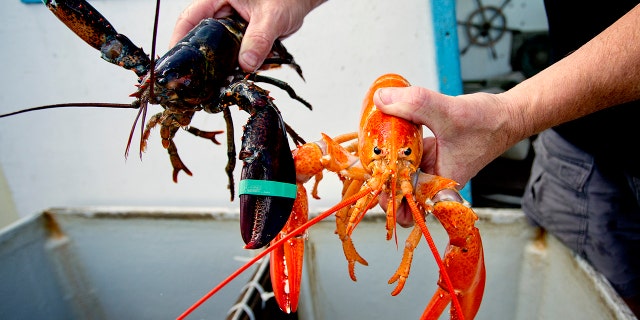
[374,86,460,140]
[377,193,414,228]
[169,0,233,47]
[237,12,285,72]
[395,204,415,228]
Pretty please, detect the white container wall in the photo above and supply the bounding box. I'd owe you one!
[0,208,635,319]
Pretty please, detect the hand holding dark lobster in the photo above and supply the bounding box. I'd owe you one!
[0,0,313,250]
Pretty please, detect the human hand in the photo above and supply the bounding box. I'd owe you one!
[373,86,520,226]
[170,0,324,72]
[374,86,517,186]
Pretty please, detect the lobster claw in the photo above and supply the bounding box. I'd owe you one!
[414,173,486,320]
[270,183,308,313]
[43,0,150,76]
[228,81,297,249]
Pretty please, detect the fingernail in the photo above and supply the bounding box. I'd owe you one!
[241,51,259,71]
[377,88,390,105]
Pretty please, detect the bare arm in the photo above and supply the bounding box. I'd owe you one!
[506,4,640,137]
[375,4,640,186]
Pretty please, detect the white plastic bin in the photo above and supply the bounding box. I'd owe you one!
[0,207,635,319]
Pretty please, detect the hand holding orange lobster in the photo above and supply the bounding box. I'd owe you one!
[179,74,485,320]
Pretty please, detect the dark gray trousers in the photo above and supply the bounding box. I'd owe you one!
[523,129,640,299]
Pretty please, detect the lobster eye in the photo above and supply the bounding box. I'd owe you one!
[373,146,382,155]
[404,148,412,156]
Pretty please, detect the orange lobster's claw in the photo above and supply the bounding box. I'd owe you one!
[292,132,365,197]
[269,183,309,313]
[414,173,486,320]
[426,201,485,320]
[319,133,362,175]
[292,140,325,183]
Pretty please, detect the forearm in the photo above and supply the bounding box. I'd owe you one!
[501,4,640,140]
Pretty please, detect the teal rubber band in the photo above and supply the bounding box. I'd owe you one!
[238,179,297,199]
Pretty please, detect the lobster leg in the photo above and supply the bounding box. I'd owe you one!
[335,179,369,281]
[388,225,423,296]
[290,132,380,285]
[261,40,306,80]
[304,133,374,281]
[140,111,198,183]
[221,108,237,201]
[166,140,193,182]
[249,74,312,110]
[140,112,162,153]
[184,127,224,145]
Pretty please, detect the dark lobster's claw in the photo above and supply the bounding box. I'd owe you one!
[238,105,296,248]
[223,80,296,249]
[43,0,150,76]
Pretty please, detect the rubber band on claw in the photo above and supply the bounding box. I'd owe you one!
[238,179,297,199]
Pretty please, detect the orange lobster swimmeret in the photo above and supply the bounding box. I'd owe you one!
[178,74,486,320]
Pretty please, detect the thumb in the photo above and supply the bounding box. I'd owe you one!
[374,86,451,129]
[374,87,407,106]
[374,87,425,123]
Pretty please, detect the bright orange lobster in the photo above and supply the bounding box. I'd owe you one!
[178,74,485,320]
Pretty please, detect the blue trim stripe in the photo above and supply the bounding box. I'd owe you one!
[431,0,472,203]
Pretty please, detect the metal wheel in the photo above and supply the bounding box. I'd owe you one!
[459,0,511,59]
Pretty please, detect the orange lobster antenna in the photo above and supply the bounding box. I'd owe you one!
[176,187,372,320]
[406,196,465,320]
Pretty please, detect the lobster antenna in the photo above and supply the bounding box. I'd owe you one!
[125,105,145,159]
[124,0,161,160]
[150,0,161,71]
[176,187,373,320]
[143,0,162,153]
[405,196,465,320]
[130,0,162,159]
[0,103,137,118]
